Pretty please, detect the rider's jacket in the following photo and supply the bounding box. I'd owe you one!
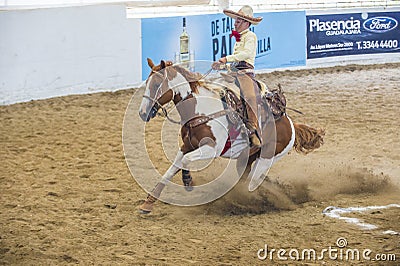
[226,29,257,67]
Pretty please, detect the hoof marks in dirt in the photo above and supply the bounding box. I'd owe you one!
[60,254,79,264]
[104,204,117,209]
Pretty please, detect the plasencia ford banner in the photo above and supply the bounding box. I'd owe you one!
[307,12,400,59]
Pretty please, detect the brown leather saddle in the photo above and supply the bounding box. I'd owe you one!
[263,84,287,120]
[183,75,287,131]
[221,82,287,124]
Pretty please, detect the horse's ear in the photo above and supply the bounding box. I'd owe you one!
[160,60,166,69]
[147,58,155,69]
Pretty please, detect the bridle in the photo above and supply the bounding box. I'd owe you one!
[142,69,180,124]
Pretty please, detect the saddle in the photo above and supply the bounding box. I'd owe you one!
[184,75,287,130]
[263,84,287,120]
[220,76,287,123]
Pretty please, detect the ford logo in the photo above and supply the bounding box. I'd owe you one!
[363,16,398,33]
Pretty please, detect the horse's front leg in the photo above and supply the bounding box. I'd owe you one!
[182,169,193,192]
[180,144,218,189]
[139,151,184,214]
[139,144,217,213]
[181,144,217,166]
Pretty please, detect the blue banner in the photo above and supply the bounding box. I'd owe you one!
[141,11,306,80]
[307,12,400,59]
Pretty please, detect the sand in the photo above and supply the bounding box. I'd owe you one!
[1,63,399,265]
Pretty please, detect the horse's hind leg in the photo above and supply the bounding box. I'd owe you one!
[139,151,184,214]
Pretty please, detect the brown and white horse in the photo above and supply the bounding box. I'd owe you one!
[138,58,324,213]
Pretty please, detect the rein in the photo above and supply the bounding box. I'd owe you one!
[201,68,213,80]
[160,105,181,124]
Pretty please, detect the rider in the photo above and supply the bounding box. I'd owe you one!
[212,5,263,147]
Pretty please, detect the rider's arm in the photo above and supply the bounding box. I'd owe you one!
[226,31,257,64]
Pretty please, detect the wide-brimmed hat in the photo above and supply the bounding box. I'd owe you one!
[223,5,263,25]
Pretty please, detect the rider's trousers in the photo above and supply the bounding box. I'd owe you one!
[236,72,261,137]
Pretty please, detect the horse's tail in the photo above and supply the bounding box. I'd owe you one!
[293,123,325,154]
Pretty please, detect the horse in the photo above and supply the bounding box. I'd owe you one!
[138,58,324,213]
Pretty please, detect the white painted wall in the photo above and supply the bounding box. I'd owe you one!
[1,3,399,105]
[0,4,141,105]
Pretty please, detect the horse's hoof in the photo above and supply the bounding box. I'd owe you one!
[183,179,194,192]
[184,185,194,192]
[138,200,154,214]
[139,209,151,214]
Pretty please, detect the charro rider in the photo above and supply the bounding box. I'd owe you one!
[212,5,263,147]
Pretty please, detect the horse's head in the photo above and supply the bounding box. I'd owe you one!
[139,58,175,122]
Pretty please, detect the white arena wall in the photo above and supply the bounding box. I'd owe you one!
[0,3,399,105]
[0,4,141,105]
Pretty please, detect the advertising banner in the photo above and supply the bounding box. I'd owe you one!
[307,12,400,59]
[141,11,306,80]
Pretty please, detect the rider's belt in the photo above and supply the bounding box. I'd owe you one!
[231,61,255,75]
[231,61,254,70]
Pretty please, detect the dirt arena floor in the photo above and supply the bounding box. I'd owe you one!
[1,63,400,265]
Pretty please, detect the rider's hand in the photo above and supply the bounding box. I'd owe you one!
[219,57,227,64]
[212,61,221,70]
[212,57,227,70]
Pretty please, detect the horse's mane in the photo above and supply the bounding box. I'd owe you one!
[173,65,239,97]
[173,65,202,94]
[151,60,214,95]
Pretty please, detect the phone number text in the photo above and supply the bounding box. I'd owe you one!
[356,39,398,50]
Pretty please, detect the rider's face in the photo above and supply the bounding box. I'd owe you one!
[234,18,249,32]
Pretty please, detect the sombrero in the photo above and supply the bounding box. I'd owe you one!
[223,5,263,25]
